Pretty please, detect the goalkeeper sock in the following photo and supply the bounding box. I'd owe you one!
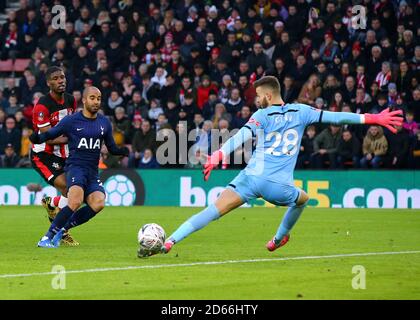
[169,204,221,243]
[45,206,74,239]
[63,205,97,230]
[274,203,307,243]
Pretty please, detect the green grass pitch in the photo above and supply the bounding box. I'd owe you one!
[0,206,419,300]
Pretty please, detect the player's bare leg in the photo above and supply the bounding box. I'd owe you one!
[266,189,309,252]
[160,189,244,254]
[85,191,105,213]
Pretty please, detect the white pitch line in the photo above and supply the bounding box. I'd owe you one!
[1,250,419,279]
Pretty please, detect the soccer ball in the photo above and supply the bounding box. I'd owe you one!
[137,223,166,255]
[104,174,136,206]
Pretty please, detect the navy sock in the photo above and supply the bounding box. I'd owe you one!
[63,205,97,231]
[45,206,74,239]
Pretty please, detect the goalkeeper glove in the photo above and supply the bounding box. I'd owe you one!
[364,108,403,134]
[203,150,224,181]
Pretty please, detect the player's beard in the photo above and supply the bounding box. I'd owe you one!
[261,97,270,108]
[87,104,100,114]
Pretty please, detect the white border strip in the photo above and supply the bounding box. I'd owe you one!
[1,250,419,279]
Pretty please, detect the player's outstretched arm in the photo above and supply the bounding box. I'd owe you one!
[103,120,129,156]
[203,126,253,181]
[29,120,67,144]
[320,108,403,134]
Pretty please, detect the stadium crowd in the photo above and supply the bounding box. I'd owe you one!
[0,0,419,169]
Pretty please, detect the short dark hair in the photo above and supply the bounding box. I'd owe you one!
[253,76,281,95]
[46,66,64,80]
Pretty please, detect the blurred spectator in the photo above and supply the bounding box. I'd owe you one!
[0,144,20,168]
[106,90,124,115]
[14,110,27,130]
[336,130,361,168]
[403,110,418,138]
[387,126,409,168]
[126,113,142,143]
[360,126,388,168]
[329,91,344,112]
[218,74,234,104]
[126,91,148,120]
[232,105,251,130]
[211,103,231,128]
[282,75,299,103]
[319,32,339,65]
[120,73,138,102]
[113,106,130,139]
[5,95,21,116]
[322,74,340,105]
[375,61,392,91]
[225,87,244,117]
[313,124,342,169]
[202,90,219,120]
[129,120,156,167]
[296,125,316,169]
[138,148,159,169]
[371,93,389,114]
[396,60,413,98]
[246,41,273,73]
[148,99,164,124]
[20,75,41,106]
[151,66,168,89]
[197,75,218,110]
[0,116,21,155]
[298,74,321,106]
[155,113,171,131]
[176,75,196,106]
[3,78,20,102]
[408,87,420,122]
[1,21,22,60]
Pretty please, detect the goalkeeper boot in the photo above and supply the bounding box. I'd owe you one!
[266,234,290,252]
[161,240,174,254]
[37,236,57,248]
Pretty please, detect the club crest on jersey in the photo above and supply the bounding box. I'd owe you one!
[77,137,101,149]
[52,162,61,170]
[100,126,104,135]
[247,118,260,127]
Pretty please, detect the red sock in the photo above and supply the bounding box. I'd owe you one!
[53,196,61,207]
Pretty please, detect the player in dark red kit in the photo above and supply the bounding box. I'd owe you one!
[30,66,79,246]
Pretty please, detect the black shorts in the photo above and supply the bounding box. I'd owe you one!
[30,151,66,186]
